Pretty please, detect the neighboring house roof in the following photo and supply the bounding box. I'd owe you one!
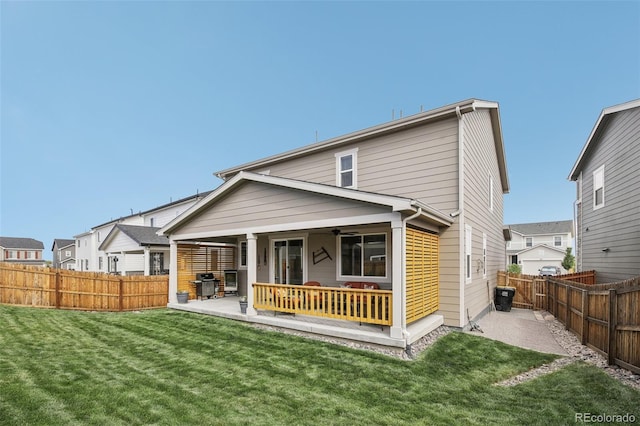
[99,225,169,251]
[507,244,567,256]
[569,99,640,180]
[51,239,75,251]
[160,171,454,235]
[0,237,44,250]
[214,98,510,194]
[507,220,573,236]
[91,190,213,230]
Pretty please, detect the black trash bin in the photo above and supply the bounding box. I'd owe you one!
[494,286,516,312]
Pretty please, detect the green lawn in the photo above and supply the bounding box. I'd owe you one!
[0,306,638,425]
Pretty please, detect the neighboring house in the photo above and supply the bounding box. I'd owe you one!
[160,98,510,348]
[74,191,211,275]
[505,220,573,275]
[51,239,76,269]
[0,237,45,266]
[98,225,169,275]
[568,99,640,283]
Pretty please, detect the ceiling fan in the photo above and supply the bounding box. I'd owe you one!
[331,228,357,236]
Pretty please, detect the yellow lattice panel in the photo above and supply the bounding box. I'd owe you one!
[406,227,439,323]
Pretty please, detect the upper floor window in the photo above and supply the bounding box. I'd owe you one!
[339,233,386,278]
[335,148,358,189]
[150,218,155,227]
[26,251,34,259]
[554,236,562,247]
[593,165,605,210]
[7,250,17,259]
[65,250,72,257]
[525,237,533,248]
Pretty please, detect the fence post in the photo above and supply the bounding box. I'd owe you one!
[565,284,570,330]
[119,278,124,312]
[581,289,588,345]
[608,288,617,366]
[55,272,61,309]
[531,278,536,309]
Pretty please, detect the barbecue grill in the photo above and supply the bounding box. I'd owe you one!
[191,273,220,299]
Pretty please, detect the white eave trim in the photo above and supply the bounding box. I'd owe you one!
[215,99,495,179]
[568,99,640,181]
[159,171,453,235]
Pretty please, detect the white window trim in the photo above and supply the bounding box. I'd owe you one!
[337,231,388,281]
[554,236,562,247]
[525,237,533,248]
[239,241,248,269]
[593,165,605,210]
[335,148,358,189]
[482,233,487,278]
[465,225,472,283]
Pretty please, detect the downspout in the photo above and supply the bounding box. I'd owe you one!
[455,106,465,327]
[401,207,422,338]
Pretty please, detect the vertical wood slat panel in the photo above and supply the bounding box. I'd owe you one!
[405,227,439,324]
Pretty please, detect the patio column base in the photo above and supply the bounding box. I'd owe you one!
[390,325,404,340]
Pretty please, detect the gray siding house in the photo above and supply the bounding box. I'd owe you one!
[569,99,640,283]
[161,99,509,348]
[51,239,76,269]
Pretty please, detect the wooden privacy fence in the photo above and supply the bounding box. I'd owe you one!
[497,270,639,374]
[547,276,640,374]
[0,263,168,311]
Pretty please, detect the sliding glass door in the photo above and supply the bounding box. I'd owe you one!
[272,238,304,285]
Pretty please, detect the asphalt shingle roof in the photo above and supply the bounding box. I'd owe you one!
[507,220,573,236]
[0,237,45,250]
[115,225,169,246]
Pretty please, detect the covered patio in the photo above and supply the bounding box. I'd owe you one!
[160,172,452,348]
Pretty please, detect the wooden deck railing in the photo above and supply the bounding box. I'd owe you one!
[253,283,392,326]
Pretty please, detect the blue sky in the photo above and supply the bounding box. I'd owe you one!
[1,1,639,260]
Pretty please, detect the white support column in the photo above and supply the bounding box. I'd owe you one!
[143,247,150,276]
[390,221,404,339]
[246,233,258,316]
[168,240,178,303]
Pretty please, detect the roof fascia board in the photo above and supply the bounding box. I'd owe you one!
[169,212,401,242]
[161,171,453,235]
[568,99,640,180]
[215,99,482,179]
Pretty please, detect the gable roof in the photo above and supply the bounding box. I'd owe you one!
[51,239,75,251]
[0,237,44,250]
[507,220,573,237]
[569,99,640,181]
[214,98,509,193]
[99,225,169,251]
[91,190,213,230]
[160,171,454,235]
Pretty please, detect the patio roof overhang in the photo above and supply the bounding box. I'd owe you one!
[159,171,453,240]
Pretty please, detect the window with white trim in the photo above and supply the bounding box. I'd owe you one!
[339,233,386,278]
[465,225,472,283]
[239,241,247,268]
[593,165,605,210]
[482,233,487,278]
[554,236,562,247]
[335,148,358,188]
[525,237,533,248]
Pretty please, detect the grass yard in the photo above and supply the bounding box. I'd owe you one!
[0,306,638,425]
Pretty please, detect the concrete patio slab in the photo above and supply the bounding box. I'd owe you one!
[465,308,568,356]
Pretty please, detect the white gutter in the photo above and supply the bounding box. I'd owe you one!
[401,207,422,338]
